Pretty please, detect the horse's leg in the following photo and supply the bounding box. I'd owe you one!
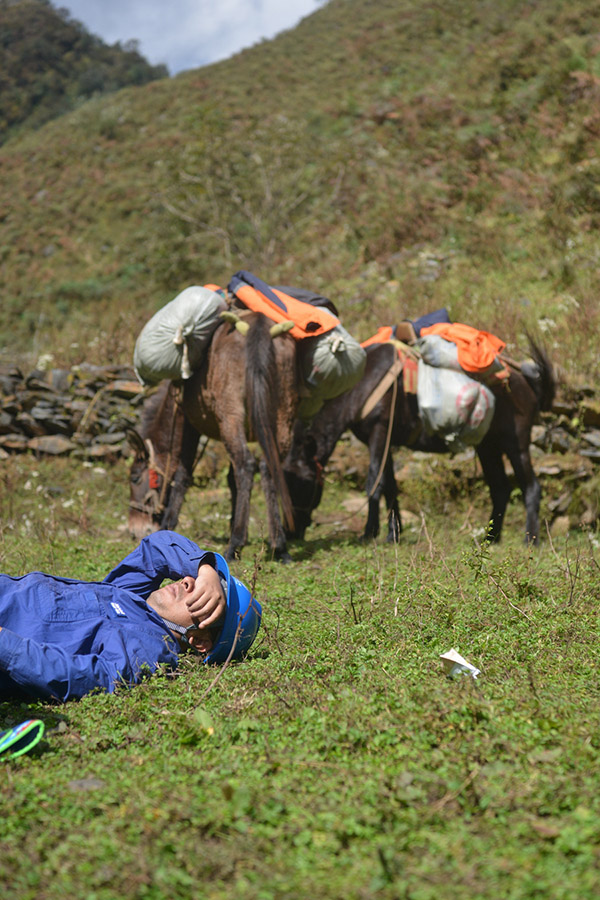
[160,422,200,532]
[244,318,296,560]
[222,437,257,561]
[361,421,391,541]
[476,442,512,542]
[504,438,541,544]
[161,462,192,531]
[227,463,236,529]
[382,452,402,542]
[258,457,292,563]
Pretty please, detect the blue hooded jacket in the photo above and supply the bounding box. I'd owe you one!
[0,531,216,702]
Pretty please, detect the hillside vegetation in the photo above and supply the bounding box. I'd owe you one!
[1,0,600,380]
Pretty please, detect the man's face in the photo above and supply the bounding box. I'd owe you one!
[147,576,222,652]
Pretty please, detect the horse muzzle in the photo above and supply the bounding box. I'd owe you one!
[128,490,163,539]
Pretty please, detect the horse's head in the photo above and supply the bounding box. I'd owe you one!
[284,430,324,540]
[127,430,168,540]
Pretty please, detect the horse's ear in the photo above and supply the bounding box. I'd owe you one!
[126,429,148,460]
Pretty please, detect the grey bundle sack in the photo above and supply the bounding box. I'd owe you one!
[297,315,366,423]
[134,286,227,386]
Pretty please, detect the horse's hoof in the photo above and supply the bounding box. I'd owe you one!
[275,551,293,564]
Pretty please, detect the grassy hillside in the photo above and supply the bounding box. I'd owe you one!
[1,0,600,381]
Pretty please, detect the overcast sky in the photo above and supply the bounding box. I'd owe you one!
[61,0,325,76]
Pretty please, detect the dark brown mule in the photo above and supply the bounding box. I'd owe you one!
[284,337,555,544]
[128,313,299,561]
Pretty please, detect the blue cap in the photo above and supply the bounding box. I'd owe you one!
[204,553,262,664]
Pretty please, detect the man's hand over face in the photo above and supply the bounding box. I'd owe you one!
[185,564,226,628]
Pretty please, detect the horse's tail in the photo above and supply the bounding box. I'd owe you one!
[245,315,295,532]
[523,334,556,413]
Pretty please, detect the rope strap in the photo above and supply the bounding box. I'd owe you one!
[360,355,404,420]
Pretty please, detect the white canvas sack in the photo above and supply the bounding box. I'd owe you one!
[134,286,227,385]
[417,359,495,452]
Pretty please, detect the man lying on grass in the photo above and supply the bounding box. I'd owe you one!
[0,531,261,702]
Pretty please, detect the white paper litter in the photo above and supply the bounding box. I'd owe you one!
[440,648,481,679]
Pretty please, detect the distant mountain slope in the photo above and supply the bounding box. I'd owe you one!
[0,0,599,381]
[0,0,167,143]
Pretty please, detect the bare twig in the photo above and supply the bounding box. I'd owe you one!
[441,554,466,603]
[458,503,475,534]
[567,553,581,607]
[349,584,360,624]
[431,765,480,813]
[261,608,284,656]
[196,623,241,703]
[488,573,534,622]
[545,518,560,562]
[419,509,435,560]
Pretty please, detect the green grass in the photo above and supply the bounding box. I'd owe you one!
[1,454,600,899]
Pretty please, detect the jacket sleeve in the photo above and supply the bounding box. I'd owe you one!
[0,624,177,702]
[102,531,216,599]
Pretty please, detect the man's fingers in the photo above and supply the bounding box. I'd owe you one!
[186,590,226,627]
[195,604,225,629]
[186,591,222,614]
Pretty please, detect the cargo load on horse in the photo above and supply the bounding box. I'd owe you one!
[414,319,512,452]
[228,271,366,423]
[364,313,514,453]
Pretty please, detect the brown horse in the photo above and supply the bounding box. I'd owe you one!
[284,337,555,544]
[128,313,299,561]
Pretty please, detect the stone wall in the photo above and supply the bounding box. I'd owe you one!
[0,363,144,462]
